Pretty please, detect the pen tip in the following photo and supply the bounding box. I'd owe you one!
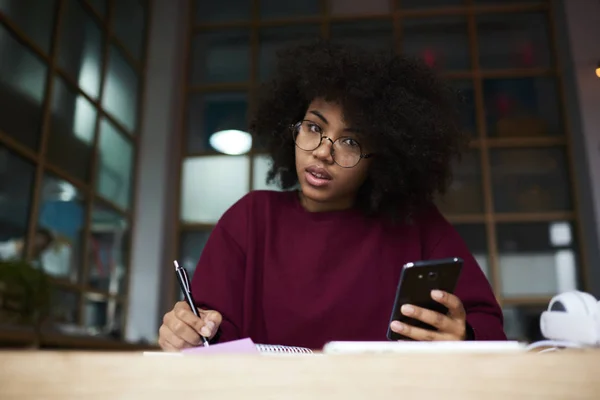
[173,260,180,270]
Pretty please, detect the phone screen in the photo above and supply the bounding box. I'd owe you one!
[386,258,463,341]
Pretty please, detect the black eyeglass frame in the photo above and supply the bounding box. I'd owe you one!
[290,120,373,168]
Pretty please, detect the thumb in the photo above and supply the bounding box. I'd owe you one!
[198,309,222,338]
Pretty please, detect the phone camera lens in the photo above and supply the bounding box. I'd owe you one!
[428,272,438,281]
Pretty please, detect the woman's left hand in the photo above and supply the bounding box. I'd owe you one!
[389,290,467,341]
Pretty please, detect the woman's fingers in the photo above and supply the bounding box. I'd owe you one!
[198,309,223,338]
[389,320,448,341]
[158,302,224,351]
[158,324,193,350]
[400,304,453,332]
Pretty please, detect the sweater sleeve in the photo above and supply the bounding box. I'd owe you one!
[189,197,250,343]
[422,207,507,341]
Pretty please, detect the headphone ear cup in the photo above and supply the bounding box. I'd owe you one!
[540,311,599,345]
[540,291,600,346]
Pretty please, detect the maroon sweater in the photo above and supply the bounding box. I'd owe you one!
[190,190,506,349]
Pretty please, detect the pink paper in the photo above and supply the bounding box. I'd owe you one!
[181,338,259,355]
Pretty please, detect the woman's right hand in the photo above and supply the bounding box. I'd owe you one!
[158,301,222,351]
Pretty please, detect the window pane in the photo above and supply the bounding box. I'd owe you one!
[49,287,79,328]
[88,204,129,295]
[48,76,97,181]
[402,16,470,71]
[475,0,542,4]
[0,0,56,53]
[483,77,562,137]
[400,0,466,8]
[259,25,320,82]
[87,0,107,17]
[96,119,134,210]
[331,0,389,16]
[181,156,249,223]
[252,155,281,191]
[113,0,146,61]
[179,230,212,277]
[330,21,394,51]
[0,147,35,260]
[102,46,139,133]
[503,305,546,342]
[477,13,551,70]
[59,0,103,99]
[451,79,476,136]
[436,150,483,214]
[497,222,579,298]
[37,174,85,282]
[261,0,320,18]
[83,295,123,337]
[491,148,572,213]
[0,25,47,149]
[191,30,250,85]
[187,92,248,154]
[453,224,489,278]
[194,0,251,23]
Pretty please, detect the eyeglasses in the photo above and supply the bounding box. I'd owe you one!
[291,120,372,168]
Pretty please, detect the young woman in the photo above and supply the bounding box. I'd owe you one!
[158,40,506,351]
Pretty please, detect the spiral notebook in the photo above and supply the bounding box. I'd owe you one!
[176,338,313,355]
[256,343,313,354]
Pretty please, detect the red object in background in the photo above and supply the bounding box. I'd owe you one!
[421,48,437,68]
[495,94,513,117]
[91,236,115,277]
[518,41,534,67]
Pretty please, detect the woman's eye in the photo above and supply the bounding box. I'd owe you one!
[343,138,358,147]
[308,123,321,133]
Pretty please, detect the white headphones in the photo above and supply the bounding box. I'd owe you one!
[539,290,600,346]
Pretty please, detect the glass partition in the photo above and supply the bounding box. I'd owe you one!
[0,0,148,343]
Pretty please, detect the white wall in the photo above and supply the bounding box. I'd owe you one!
[557,0,600,296]
[125,0,188,343]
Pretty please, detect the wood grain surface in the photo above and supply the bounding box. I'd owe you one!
[0,350,599,399]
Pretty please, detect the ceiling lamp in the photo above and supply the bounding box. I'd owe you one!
[209,129,252,155]
[596,62,600,78]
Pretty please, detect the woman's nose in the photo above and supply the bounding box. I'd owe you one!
[312,136,334,161]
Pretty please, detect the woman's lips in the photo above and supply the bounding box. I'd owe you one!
[305,171,331,187]
[305,166,332,188]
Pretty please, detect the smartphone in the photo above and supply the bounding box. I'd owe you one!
[386,257,463,341]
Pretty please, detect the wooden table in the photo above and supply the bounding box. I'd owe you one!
[0,350,599,399]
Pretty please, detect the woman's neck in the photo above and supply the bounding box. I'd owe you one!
[298,191,355,213]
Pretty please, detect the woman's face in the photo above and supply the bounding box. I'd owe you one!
[294,98,371,212]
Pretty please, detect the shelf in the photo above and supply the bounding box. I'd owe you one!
[0,325,36,346]
[502,296,552,306]
[0,324,158,351]
[38,330,158,351]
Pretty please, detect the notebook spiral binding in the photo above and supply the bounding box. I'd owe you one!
[255,344,313,354]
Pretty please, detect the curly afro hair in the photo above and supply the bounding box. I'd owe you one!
[249,39,469,221]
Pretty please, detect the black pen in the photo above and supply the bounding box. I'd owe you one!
[174,260,210,347]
